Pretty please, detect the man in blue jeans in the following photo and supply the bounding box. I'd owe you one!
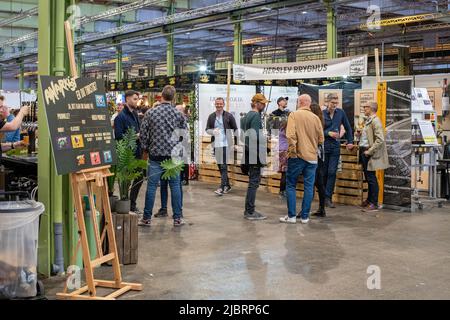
[322,93,354,208]
[139,85,187,227]
[155,178,183,218]
[280,95,324,224]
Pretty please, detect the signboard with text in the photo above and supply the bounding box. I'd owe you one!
[40,76,116,175]
[382,79,412,209]
[233,55,368,81]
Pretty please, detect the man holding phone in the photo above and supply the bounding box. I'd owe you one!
[322,93,354,208]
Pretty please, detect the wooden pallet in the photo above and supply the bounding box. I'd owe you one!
[198,140,367,206]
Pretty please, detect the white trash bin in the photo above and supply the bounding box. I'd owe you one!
[0,201,44,299]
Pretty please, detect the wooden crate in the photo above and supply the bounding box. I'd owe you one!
[198,141,368,206]
[107,213,139,265]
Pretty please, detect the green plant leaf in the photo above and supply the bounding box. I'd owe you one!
[161,158,184,180]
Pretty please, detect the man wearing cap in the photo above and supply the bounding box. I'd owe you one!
[271,97,289,117]
[240,93,269,220]
[270,97,290,199]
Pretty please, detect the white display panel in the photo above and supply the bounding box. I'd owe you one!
[0,91,36,108]
[261,86,298,114]
[198,83,256,131]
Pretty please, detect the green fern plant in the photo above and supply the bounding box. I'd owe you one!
[161,158,185,180]
[116,128,147,201]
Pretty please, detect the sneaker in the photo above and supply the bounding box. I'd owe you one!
[173,218,186,227]
[222,186,232,194]
[362,204,379,212]
[279,215,296,224]
[131,208,143,215]
[311,209,326,218]
[214,188,224,196]
[138,218,152,227]
[244,211,267,221]
[155,208,168,218]
[301,218,310,224]
[359,200,370,209]
[325,198,336,208]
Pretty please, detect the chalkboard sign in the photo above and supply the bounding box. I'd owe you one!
[40,76,117,175]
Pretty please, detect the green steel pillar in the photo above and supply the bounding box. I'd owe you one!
[37,0,53,278]
[398,47,410,76]
[19,62,25,90]
[77,52,83,77]
[38,0,71,277]
[233,16,243,64]
[326,1,337,59]
[166,0,175,76]
[115,15,123,82]
[116,45,123,82]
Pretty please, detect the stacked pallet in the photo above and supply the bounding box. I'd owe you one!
[198,136,367,206]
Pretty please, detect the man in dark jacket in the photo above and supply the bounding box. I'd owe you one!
[206,97,238,196]
[322,93,354,208]
[240,93,269,221]
[114,90,144,214]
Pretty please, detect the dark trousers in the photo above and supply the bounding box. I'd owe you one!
[215,147,230,189]
[323,150,340,200]
[245,165,261,214]
[315,158,326,210]
[360,150,379,206]
[130,169,146,211]
[182,164,190,185]
[280,172,287,192]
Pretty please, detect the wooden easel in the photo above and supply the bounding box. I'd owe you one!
[56,22,142,300]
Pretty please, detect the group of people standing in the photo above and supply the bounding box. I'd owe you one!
[114,85,389,227]
[207,92,389,224]
[114,87,188,227]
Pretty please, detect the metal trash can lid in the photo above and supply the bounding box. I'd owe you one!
[0,201,45,214]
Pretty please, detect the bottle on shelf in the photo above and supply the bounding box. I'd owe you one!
[443,78,450,113]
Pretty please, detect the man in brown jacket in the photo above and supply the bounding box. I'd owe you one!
[280,94,324,224]
[356,102,390,212]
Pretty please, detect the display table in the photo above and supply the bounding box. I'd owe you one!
[198,137,367,206]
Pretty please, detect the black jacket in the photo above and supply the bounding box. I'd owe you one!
[114,105,142,158]
[206,111,238,146]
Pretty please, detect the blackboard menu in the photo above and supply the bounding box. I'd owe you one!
[40,76,117,175]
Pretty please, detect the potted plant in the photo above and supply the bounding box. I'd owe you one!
[115,128,147,214]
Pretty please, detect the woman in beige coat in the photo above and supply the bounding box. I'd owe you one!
[356,102,390,212]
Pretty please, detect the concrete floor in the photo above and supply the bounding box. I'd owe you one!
[44,181,450,299]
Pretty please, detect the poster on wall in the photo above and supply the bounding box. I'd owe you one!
[426,87,442,115]
[197,83,256,131]
[412,88,433,112]
[382,79,412,209]
[354,89,377,117]
[39,76,116,175]
[262,86,298,114]
[318,89,343,109]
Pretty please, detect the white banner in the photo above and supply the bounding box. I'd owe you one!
[198,83,256,131]
[233,55,368,81]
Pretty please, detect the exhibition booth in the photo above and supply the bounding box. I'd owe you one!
[105,55,450,211]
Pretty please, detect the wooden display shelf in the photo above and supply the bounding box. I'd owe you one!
[198,141,367,206]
